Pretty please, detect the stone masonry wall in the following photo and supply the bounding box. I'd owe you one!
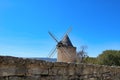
[0,56,120,80]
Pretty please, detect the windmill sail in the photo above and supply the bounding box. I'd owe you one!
[48,27,76,63]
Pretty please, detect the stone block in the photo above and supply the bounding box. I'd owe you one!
[0,77,8,80]
[0,66,16,76]
[49,67,68,76]
[8,76,24,80]
[26,76,41,80]
[49,67,59,75]
[83,64,94,75]
[54,62,68,67]
[27,67,48,76]
[68,68,75,75]
[15,66,27,76]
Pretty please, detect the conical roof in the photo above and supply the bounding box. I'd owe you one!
[61,34,73,47]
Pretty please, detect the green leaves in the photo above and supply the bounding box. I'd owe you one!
[97,50,120,66]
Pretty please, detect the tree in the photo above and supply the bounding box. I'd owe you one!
[97,50,120,66]
[76,45,88,63]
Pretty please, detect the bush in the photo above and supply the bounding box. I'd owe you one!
[97,50,120,66]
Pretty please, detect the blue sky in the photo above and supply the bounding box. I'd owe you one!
[0,0,120,57]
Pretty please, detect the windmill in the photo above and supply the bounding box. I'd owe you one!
[48,27,76,63]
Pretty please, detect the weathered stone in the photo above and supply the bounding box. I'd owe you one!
[54,62,68,67]
[27,67,48,76]
[26,76,41,80]
[8,76,24,80]
[0,56,120,80]
[15,68,27,76]
[0,77,8,80]
[49,67,59,75]
[0,66,16,76]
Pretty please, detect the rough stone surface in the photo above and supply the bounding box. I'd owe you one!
[0,56,120,80]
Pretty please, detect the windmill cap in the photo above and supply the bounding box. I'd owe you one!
[61,34,73,47]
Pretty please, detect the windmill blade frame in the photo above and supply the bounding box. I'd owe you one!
[48,31,59,43]
[48,47,57,58]
[51,49,57,58]
[61,27,72,40]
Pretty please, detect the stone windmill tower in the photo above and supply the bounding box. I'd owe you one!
[48,28,76,63]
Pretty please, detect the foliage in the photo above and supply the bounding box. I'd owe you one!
[76,49,120,66]
[97,50,120,66]
[84,57,98,64]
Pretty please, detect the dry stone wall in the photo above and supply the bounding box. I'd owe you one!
[0,56,120,80]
